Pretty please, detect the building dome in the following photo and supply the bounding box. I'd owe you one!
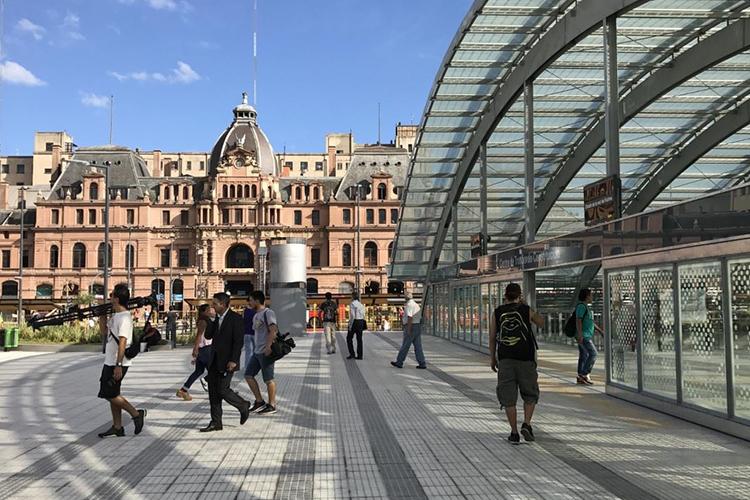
[209,92,277,176]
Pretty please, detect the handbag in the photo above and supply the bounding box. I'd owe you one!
[261,309,296,362]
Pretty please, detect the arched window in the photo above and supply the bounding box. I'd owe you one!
[151,279,165,295]
[72,243,86,269]
[339,281,354,294]
[313,186,320,200]
[172,278,184,305]
[49,245,59,269]
[173,185,179,200]
[364,280,380,295]
[252,184,258,198]
[587,245,602,259]
[1,280,18,298]
[222,185,228,198]
[125,244,136,269]
[226,244,255,268]
[164,186,170,200]
[244,185,250,198]
[62,282,79,297]
[342,244,352,267]
[183,186,190,199]
[388,241,394,260]
[295,186,302,200]
[364,241,378,267]
[90,283,105,298]
[377,183,386,200]
[230,185,236,198]
[306,278,318,295]
[36,283,53,299]
[89,182,99,200]
[97,243,112,270]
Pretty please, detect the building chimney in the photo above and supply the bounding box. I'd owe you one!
[51,144,62,172]
[327,146,336,176]
[0,182,8,210]
[152,150,162,177]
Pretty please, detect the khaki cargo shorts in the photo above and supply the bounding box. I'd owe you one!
[496,358,539,408]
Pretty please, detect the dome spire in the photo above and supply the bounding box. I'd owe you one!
[233,91,257,123]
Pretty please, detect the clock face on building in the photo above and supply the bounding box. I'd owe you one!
[234,157,246,168]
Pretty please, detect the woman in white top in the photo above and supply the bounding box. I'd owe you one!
[177,304,215,401]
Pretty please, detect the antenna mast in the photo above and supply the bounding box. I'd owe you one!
[253,0,258,106]
[109,95,114,144]
[378,102,381,145]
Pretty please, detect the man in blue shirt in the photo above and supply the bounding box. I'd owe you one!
[576,288,604,385]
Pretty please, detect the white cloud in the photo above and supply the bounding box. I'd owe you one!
[108,61,200,84]
[16,18,46,40]
[62,12,85,41]
[0,61,46,86]
[117,0,192,12]
[81,93,110,108]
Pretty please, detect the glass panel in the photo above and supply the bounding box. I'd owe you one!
[481,283,490,348]
[679,261,726,414]
[472,285,480,345]
[640,266,677,399]
[454,287,464,342]
[609,270,638,388]
[729,259,750,419]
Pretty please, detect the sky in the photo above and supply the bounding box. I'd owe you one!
[0,0,472,156]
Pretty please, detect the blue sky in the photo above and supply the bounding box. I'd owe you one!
[0,0,471,155]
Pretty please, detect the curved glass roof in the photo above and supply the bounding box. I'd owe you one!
[392,0,750,280]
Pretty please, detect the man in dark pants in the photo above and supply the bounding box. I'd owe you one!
[200,292,250,432]
[347,292,366,360]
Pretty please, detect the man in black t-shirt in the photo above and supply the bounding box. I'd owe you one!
[489,283,544,445]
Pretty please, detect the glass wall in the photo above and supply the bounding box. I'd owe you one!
[678,262,726,413]
[730,259,750,420]
[640,266,677,399]
[609,270,639,388]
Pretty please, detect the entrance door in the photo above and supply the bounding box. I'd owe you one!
[226,281,255,298]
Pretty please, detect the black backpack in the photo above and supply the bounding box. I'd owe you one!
[496,303,537,360]
[260,309,296,362]
[110,332,140,360]
[563,303,586,338]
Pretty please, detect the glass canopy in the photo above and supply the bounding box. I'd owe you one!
[391,0,750,281]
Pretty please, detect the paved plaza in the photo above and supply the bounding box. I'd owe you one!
[1,333,749,500]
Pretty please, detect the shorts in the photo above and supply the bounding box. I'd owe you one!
[245,352,275,383]
[243,335,256,374]
[496,359,539,408]
[98,365,129,400]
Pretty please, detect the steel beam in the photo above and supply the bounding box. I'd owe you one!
[427,0,646,278]
[480,143,488,247]
[534,18,750,231]
[524,80,536,244]
[604,16,621,179]
[625,99,750,215]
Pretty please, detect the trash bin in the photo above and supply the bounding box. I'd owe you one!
[3,327,19,351]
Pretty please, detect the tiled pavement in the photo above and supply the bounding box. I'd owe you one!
[1,332,749,499]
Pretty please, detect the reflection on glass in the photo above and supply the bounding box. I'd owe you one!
[679,262,726,413]
[730,259,750,419]
[609,270,638,388]
[481,283,490,348]
[472,285,481,345]
[640,267,676,399]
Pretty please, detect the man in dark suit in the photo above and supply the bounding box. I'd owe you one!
[200,292,250,432]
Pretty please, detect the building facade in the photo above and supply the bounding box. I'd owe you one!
[0,93,413,321]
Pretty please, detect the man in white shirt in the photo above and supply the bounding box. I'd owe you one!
[97,284,146,438]
[391,292,427,369]
[347,292,366,360]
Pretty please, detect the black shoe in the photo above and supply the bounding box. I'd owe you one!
[133,409,146,435]
[258,404,277,415]
[508,432,520,445]
[521,423,535,442]
[347,354,355,359]
[249,400,266,413]
[416,365,427,369]
[390,361,403,369]
[199,423,223,432]
[356,356,363,360]
[98,426,124,438]
[240,406,250,425]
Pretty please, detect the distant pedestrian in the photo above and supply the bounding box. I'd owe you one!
[576,288,604,385]
[320,292,338,354]
[489,283,544,445]
[245,290,280,415]
[200,293,251,432]
[391,292,426,369]
[97,284,146,438]
[347,292,366,360]
[176,304,215,401]
[166,307,178,343]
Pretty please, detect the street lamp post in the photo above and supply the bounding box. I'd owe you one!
[18,187,28,327]
[102,162,111,302]
[352,181,366,296]
[168,233,175,347]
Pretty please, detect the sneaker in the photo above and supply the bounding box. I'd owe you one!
[133,409,146,435]
[199,377,208,392]
[583,375,594,385]
[176,388,192,401]
[98,426,125,438]
[258,404,277,415]
[416,365,427,370]
[249,400,266,413]
[520,423,535,442]
[390,361,403,369]
[508,432,520,445]
[576,375,586,385]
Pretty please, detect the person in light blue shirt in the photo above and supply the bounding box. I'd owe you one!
[576,288,604,385]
